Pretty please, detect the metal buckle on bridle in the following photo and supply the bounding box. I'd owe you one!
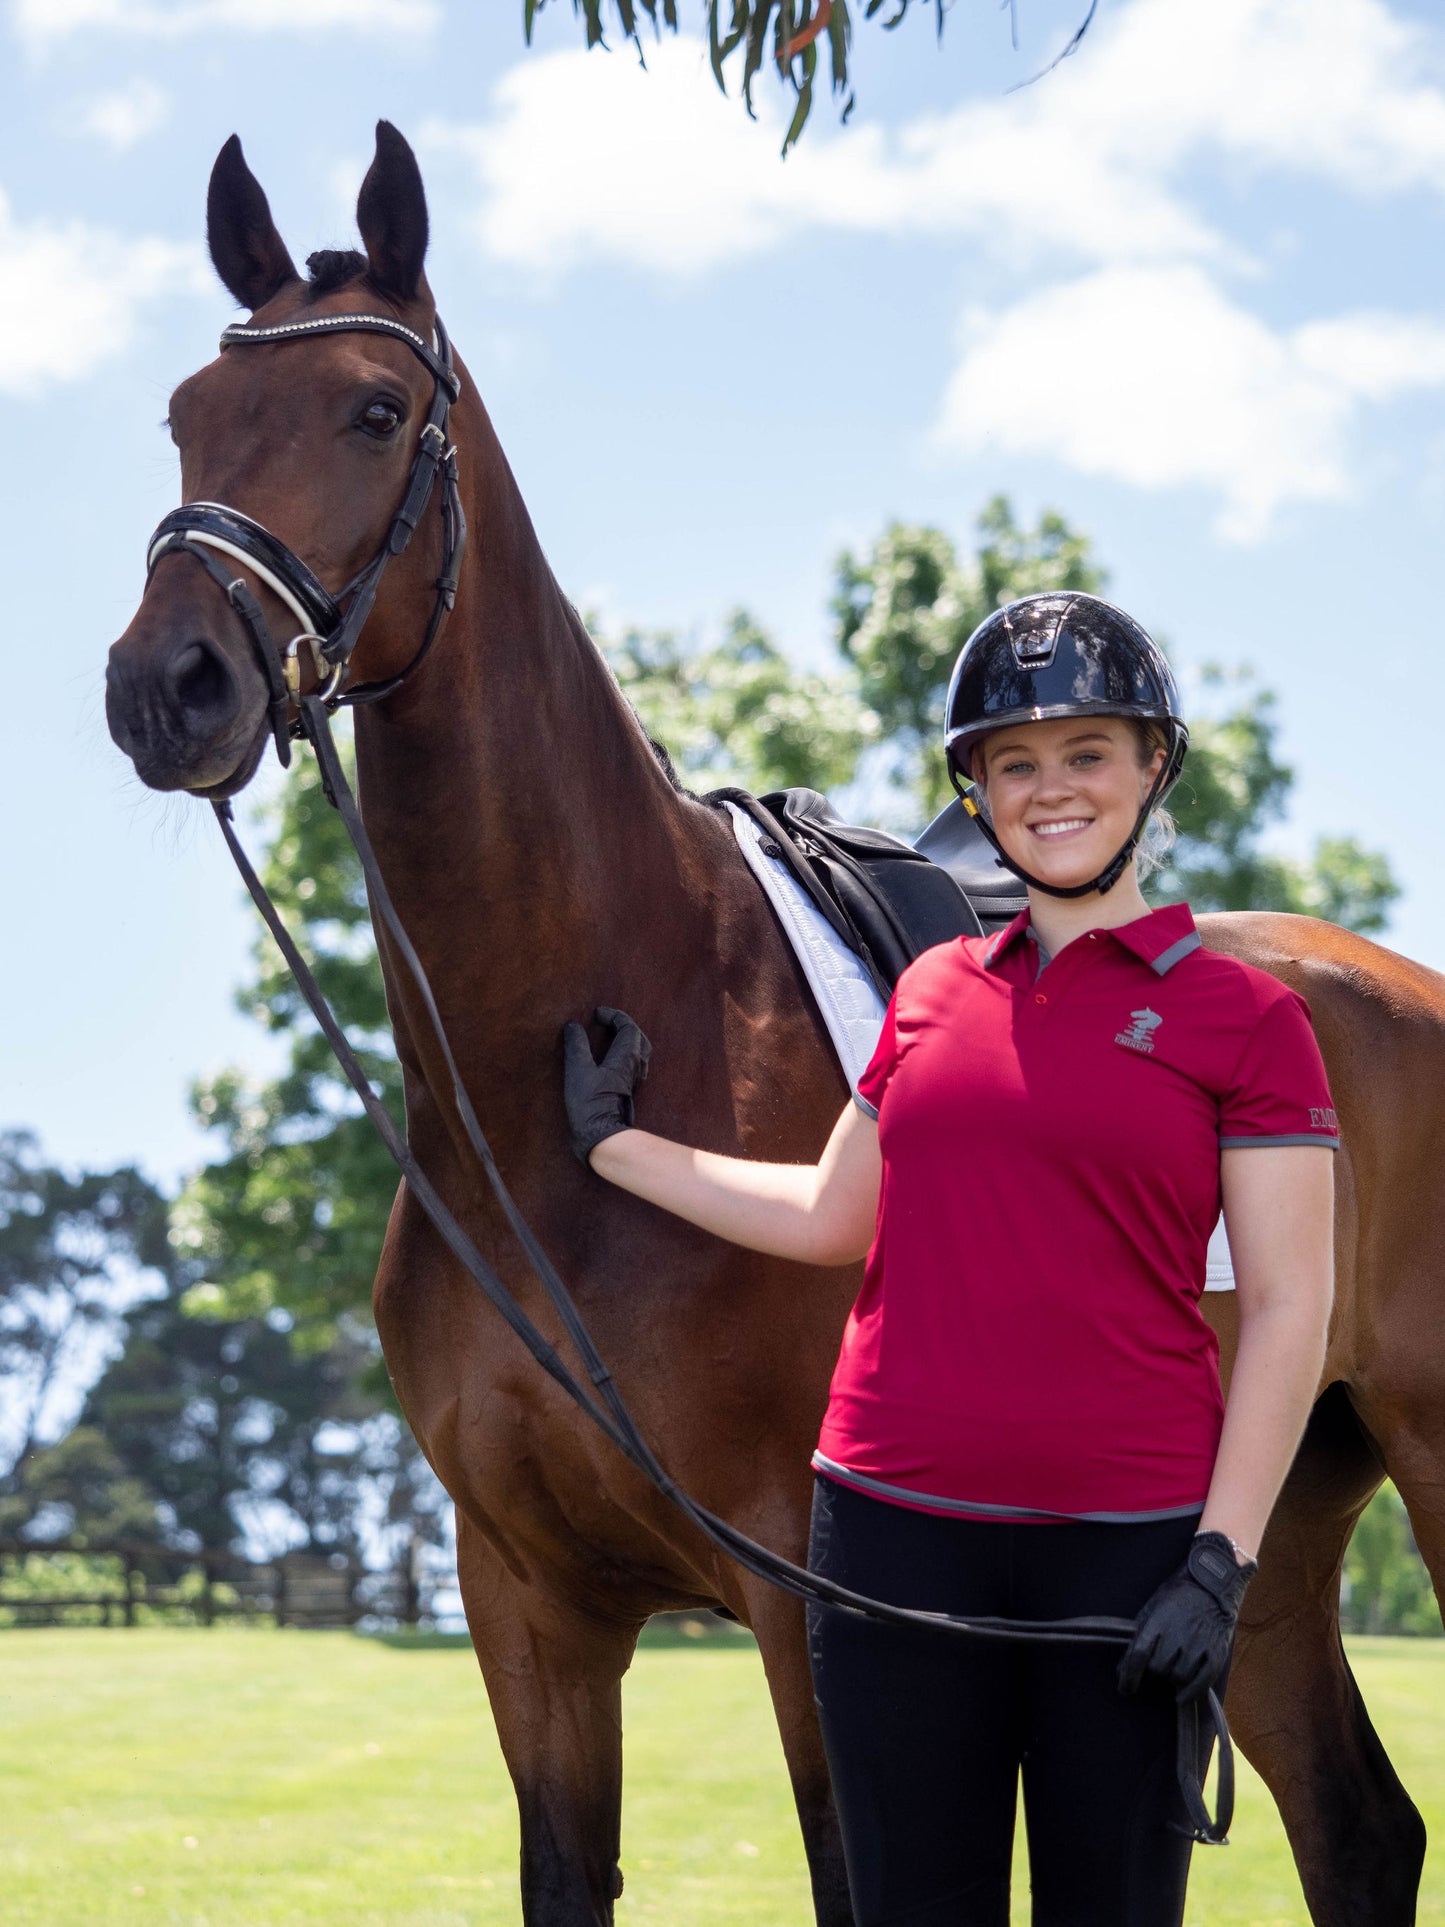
[283,633,341,704]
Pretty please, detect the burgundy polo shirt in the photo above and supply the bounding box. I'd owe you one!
[813,902,1338,1522]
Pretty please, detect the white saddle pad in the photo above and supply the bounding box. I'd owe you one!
[726,801,1236,1293]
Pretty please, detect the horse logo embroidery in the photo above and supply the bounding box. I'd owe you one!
[1115,1006,1164,1054]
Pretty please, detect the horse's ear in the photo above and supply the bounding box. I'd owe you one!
[207,135,297,311]
[357,121,430,305]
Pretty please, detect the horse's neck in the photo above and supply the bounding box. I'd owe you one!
[353,410,706,1049]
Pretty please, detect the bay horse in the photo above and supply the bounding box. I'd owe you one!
[105,124,1442,1926]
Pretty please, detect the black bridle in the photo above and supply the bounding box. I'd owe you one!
[148,310,467,765]
[147,310,1235,1849]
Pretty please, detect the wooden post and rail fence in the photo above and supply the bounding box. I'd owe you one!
[0,1537,430,1630]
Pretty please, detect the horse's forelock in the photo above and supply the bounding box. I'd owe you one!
[304,249,369,298]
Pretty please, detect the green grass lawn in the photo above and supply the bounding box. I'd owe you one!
[2,1627,1442,1925]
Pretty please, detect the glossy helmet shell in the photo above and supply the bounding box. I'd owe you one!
[943,591,1188,792]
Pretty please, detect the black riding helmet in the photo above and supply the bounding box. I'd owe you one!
[944,592,1188,899]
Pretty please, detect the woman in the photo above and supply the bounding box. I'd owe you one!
[562,592,1336,1926]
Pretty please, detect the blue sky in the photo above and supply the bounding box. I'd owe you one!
[4,0,1445,1187]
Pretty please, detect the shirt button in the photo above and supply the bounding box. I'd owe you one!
[1035,992,1048,1005]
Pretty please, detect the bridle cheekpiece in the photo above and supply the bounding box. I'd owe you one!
[145,310,466,767]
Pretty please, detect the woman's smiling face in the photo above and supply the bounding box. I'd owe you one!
[975,716,1167,894]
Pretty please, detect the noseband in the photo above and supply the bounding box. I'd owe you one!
[146,311,467,765]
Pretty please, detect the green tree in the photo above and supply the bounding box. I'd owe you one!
[0,1129,432,1564]
[0,1133,168,1503]
[1342,1483,1439,1637]
[608,608,872,795]
[173,734,401,1340]
[1158,674,1397,931]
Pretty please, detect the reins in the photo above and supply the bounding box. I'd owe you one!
[158,308,1235,1848]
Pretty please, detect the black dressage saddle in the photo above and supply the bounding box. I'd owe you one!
[711,787,1027,999]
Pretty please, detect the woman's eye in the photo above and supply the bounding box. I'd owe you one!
[359,400,403,438]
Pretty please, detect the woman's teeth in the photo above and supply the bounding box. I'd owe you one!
[1031,818,1091,837]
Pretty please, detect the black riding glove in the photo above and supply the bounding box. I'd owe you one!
[1117,1530,1257,1704]
[561,1007,652,1166]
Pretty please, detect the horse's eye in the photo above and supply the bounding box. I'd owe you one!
[359,400,403,438]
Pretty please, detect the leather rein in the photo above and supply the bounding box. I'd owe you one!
[149,309,1235,1848]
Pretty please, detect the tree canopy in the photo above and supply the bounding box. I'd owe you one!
[0,1134,440,1568]
[523,1,1093,151]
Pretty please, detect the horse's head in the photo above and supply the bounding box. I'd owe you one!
[107,122,458,797]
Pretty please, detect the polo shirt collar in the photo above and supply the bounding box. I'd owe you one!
[982,902,1201,977]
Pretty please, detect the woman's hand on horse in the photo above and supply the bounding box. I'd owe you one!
[578,1071,881,1268]
[562,1007,652,1167]
[1116,1530,1257,1704]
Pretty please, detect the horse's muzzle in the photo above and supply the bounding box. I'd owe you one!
[105,625,266,795]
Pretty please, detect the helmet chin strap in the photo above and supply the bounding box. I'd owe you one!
[948,761,1173,902]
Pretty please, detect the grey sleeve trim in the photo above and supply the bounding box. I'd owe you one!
[1151,930,1203,976]
[1219,1134,1340,1150]
[852,1089,879,1121]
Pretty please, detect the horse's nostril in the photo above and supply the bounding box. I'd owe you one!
[169,638,236,723]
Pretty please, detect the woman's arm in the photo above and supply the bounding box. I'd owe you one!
[1198,1144,1335,1559]
[590,1100,881,1267]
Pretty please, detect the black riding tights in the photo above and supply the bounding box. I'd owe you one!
[806,1474,1208,1927]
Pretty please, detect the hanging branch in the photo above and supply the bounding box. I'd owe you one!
[523,2,1097,150]
[524,2,1094,153]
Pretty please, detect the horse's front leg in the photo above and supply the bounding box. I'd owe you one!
[456,1510,642,1926]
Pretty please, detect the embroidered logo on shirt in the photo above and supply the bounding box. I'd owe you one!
[1310,1106,1339,1131]
[1115,1006,1164,1053]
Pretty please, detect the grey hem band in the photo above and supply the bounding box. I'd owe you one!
[1219,1134,1340,1150]
[811,1453,1207,1526]
[852,1090,879,1121]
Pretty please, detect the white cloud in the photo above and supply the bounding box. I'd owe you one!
[13,0,438,47]
[936,265,1445,541]
[425,42,880,278]
[0,188,206,397]
[430,0,1445,281]
[72,77,169,149]
[420,0,1445,537]
[423,33,1221,280]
